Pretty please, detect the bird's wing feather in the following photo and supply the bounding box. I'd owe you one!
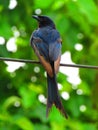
[30,31,53,77]
[30,28,62,76]
[49,40,61,61]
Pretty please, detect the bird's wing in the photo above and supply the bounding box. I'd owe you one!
[30,28,62,76]
[30,31,53,77]
[31,30,49,59]
[48,30,62,73]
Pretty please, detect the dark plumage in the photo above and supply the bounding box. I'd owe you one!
[30,15,68,118]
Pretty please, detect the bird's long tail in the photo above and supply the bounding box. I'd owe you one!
[46,62,68,119]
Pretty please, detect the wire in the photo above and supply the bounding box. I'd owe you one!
[0,57,98,69]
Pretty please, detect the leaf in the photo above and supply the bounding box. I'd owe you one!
[15,117,34,130]
[19,86,37,108]
[0,113,11,121]
[34,0,53,9]
[52,0,65,10]
[77,0,98,25]
[48,105,65,123]
[32,104,47,122]
[2,96,21,111]
[34,124,50,130]
[66,1,91,35]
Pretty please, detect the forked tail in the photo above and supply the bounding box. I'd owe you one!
[46,72,68,119]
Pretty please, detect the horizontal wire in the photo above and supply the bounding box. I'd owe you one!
[0,57,98,69]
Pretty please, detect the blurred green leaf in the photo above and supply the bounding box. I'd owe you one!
[52,0,65,10]
[19,86,37,108]
[15,117,34,130]
[2,96,21,111]
[34,0,53,9]
[78,0,98,25]
[34,124,49,130]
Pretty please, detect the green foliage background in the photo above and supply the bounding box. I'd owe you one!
[0,0,98,130]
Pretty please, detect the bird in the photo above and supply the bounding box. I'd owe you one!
[30,15,68,119]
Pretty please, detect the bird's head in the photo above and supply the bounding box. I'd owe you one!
[32,15,55,28]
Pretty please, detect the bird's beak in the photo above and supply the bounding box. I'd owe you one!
[32,15,40,21]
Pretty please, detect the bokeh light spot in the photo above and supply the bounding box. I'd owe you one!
[6,37,17,52]
[14,101,21,107]
[8,0,17,10]
[34,66,40,73]
[38,94,46,104]
[31,76,37,82]
[0,36,5,45]
[35,8,42,15]
[80,105,87,112]
[75,43,83,51]
[61,92,70,100]
[76,89,83,95]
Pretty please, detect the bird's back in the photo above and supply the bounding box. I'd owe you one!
[32,26,62,61]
